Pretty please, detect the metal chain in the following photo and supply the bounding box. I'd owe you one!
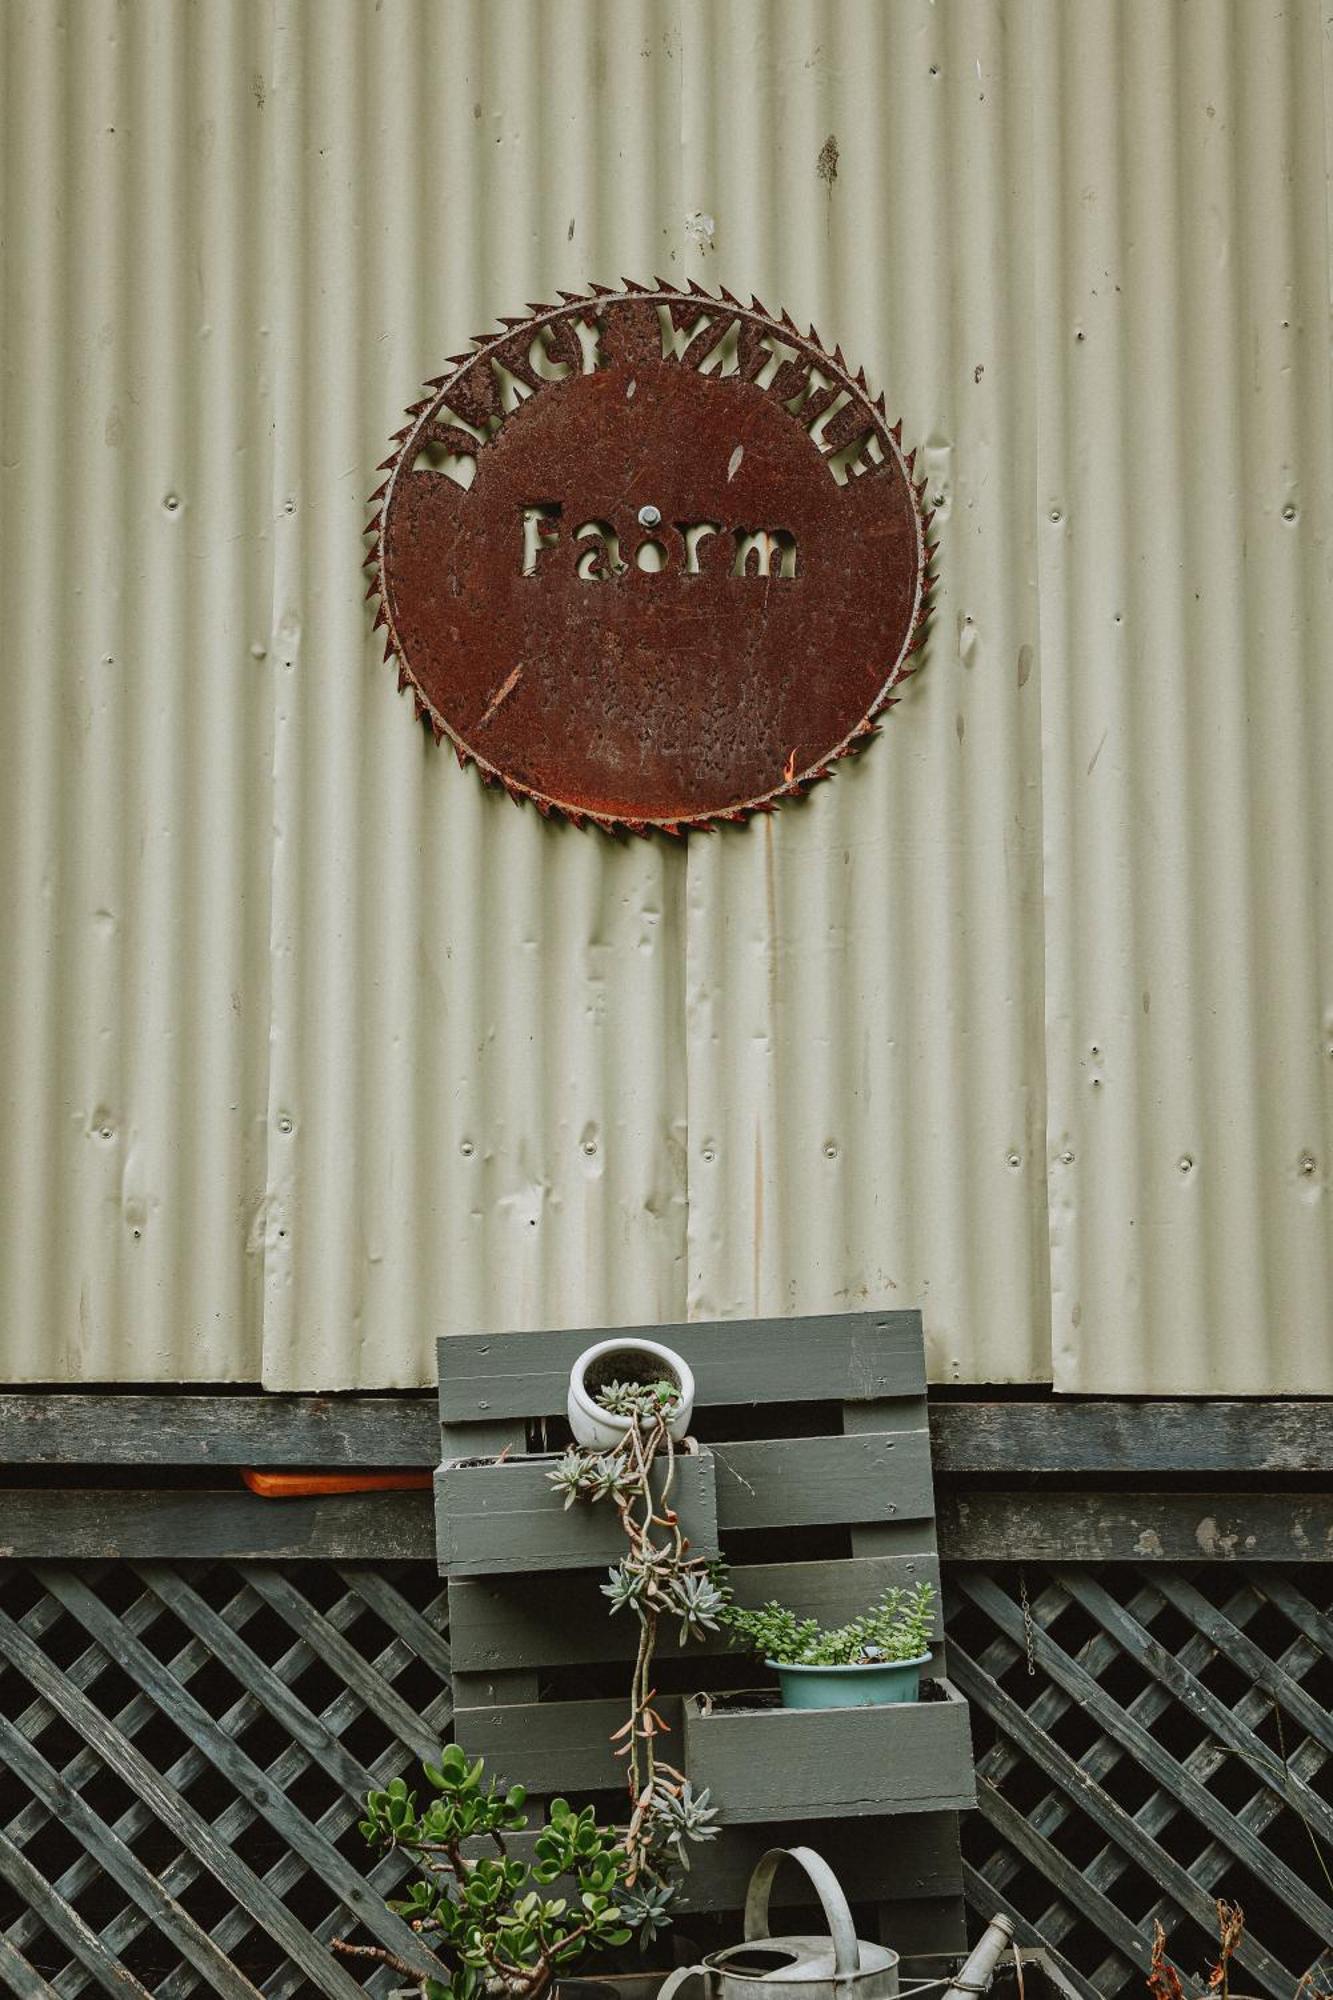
[1018,1568,1037,1677]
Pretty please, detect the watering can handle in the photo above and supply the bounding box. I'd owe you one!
[657,1965,708,2000]
[744,1846,860,1978]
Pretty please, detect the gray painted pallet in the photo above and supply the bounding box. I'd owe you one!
[436,1310,968,1958]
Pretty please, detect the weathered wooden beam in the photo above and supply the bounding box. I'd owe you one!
[13,1484,1333,1563]
[0,1393,437,1466]
[938,1490,1333,1562]
[437,1313,926,1424]
[7,1389,1333,1475]
[931,1398,1333,1475]
[0,1489,435,1560]
[681,1684,976,1823]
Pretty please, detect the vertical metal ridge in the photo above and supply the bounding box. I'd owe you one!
[0,0,274,1383]
[1038,0,1333,1391]
[258,0,690,1388]
[683,0,1050,1383]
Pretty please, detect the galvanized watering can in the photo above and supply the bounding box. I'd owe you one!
[657,1847,900,2000]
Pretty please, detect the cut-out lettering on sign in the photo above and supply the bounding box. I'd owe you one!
[372,284,933,833]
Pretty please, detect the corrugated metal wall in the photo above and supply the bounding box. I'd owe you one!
[1,0,1329,1393]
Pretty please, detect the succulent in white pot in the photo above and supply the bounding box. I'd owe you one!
[566,1337,695,1450]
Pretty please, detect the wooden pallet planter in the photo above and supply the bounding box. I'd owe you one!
[436,1312,970,1961]
[681,1683,976,1823]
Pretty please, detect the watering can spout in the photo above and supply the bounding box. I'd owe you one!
[941,1913,1015,2000]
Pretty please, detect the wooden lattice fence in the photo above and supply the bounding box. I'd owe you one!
[5,1393,1333,1998]
[0,1559,453,1998]
[949,1565,1333,2000]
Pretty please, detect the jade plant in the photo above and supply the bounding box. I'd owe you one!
[334,1744,633,1999]
[547,1376,722,1930]
[720,1579,936,1667]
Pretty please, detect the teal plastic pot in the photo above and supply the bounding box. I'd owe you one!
[768,1653,930,1710]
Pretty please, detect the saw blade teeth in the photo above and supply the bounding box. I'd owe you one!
[372,604,387,630]
[525,301,555,317]
[780,309,799,334]
[396,664,409,693]
[653,275,676,295]
[447,352,474,368]
[873,391,887,415]
[904,448,917,476]
[890,420,903,446]
[719,285,741,307]
[498,315,528,329]
[424,375,450,390]
[429,715,444,744]
[854,366,868,392]
[622,277,649,294]
[832,344,847,372]
[557,288,588,303]
[687,278,709,297]
[454,741,469,771]
[404,399,430,418]
[384,638,397,665]
[589,282,615,297]
[749,294,767,315]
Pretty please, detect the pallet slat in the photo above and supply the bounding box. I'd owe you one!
[447,1554,943,1672]
[455,1694,683,1794]
[436,1450,719,1577]
[437,1313,926,1424]
[461,1814,964,1913]
[681,1685,976,1823]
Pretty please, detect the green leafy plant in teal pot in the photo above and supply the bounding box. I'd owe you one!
[721,1580,936,1710]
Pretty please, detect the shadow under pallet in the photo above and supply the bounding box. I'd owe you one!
[435,1312,974,1964]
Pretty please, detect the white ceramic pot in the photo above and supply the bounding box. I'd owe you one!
[566,1337,696,1450]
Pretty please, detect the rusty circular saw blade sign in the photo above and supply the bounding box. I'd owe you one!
[369,282,934,833]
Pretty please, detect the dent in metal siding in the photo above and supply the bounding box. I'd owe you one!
[1,0,1330,1394]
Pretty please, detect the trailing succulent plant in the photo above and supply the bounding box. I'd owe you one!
[336,1745,632,2000]
[546,1376,721,1932]
[720,1580,936,1669]
[593,1377,681,1423]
